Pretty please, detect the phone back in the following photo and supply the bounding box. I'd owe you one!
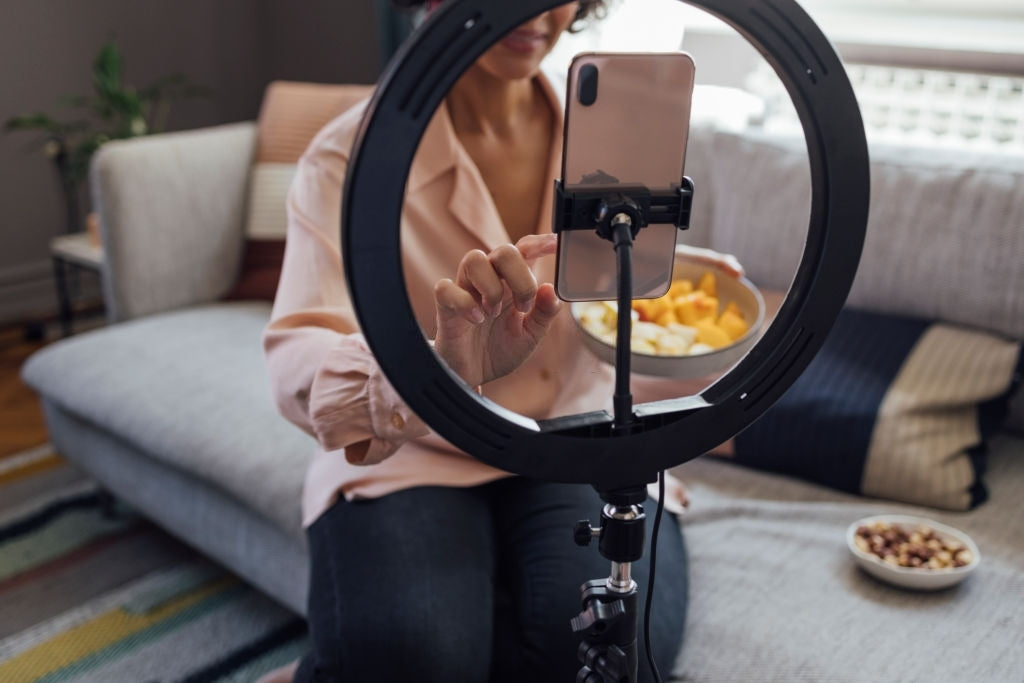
[557,52,696,301]
[563,52,694,190]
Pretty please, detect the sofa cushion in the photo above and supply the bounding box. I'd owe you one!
[21,303,313,536]
[733,308,1022,510]
[702,129,1024,340]
[226,81,373,301]
[672,433,1024,682]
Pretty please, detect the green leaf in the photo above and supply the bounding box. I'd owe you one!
[4,113,63,133]
[2,113,87,137]
[92,40,123,95]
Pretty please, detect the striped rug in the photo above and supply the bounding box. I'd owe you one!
[0,445,309,683]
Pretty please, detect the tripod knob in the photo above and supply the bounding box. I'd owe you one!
[574,520,599,547]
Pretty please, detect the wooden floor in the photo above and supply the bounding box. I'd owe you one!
[0,326,49,458]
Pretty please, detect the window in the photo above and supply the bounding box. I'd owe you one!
[803,0,1024,17]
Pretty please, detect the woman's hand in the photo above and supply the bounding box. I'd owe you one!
[434,234,560,387]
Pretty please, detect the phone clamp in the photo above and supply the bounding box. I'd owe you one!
[552,177,695,241]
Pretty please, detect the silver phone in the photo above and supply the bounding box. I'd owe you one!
[555,51,696,302]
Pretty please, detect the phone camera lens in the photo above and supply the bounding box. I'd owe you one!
[578,64,599,106]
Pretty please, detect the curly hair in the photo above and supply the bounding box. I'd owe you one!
[392,1,609,31]
[569,0,609,32]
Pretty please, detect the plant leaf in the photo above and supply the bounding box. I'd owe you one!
[92,40,123,96]
[5,113,67,135]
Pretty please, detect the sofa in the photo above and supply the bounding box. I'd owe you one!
[23,84,1024,681]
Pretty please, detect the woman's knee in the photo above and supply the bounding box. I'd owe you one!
[302,487,498,681]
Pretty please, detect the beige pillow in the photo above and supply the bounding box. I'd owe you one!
[226,81,373,301]
[731,308,1022,510]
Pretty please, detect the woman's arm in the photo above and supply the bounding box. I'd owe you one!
[263,114,430,466]
[263,111,563,466]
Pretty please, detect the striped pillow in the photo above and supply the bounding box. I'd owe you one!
[226,81,373,301]
[734,308,1023,510]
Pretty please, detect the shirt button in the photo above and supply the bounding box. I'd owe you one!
[391,412,405,430]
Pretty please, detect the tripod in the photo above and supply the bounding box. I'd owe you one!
[555,183,693,682]
[572,485,650,683]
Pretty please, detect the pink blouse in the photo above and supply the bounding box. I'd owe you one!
[263,74,631,527]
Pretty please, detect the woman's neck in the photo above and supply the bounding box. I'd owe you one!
[447,65,543,140]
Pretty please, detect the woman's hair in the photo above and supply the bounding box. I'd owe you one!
[392,1,609,32]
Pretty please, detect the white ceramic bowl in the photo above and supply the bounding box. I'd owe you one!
[571,251,765,379]
[846,514,981,591]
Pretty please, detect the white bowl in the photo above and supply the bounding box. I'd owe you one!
[846,514,981,591]
[571,251,765,379]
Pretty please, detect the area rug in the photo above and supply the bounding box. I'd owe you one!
[0,445,309,683]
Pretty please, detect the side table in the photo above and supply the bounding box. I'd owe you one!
[50,233,104,337]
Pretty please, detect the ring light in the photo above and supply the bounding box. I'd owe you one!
[342,0,869,492]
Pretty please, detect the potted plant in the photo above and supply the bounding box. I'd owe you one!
[5,40,210,238]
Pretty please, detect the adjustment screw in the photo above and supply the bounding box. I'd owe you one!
[574,521,600,546]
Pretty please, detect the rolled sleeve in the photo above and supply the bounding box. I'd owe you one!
[308,334,429,464]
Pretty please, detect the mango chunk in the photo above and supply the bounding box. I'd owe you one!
[668,279,694,298]
[694,318,732,349]
[655,309,679,327]
[698,271,717,297]
[718,309,749,341]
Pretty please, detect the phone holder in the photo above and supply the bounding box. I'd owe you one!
[552,178,695,241]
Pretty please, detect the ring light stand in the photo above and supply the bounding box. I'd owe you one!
[342,1,869,680]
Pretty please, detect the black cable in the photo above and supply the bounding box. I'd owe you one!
[644,471,666,683]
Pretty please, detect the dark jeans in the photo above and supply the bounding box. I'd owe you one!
[295,477,688,683]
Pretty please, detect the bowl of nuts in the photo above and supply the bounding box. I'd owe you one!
[571,250,764,379]
[846,515,981,590]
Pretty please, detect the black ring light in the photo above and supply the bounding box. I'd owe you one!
[343,0,869,492]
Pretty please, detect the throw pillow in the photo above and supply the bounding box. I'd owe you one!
[733,308,1023,510]
[225,81,373,301]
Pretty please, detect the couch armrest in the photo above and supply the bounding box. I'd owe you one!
[91,122,258,322]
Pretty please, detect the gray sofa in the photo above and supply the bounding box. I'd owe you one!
[23,118,1024,681]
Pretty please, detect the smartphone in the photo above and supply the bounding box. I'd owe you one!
[555,52,696,302]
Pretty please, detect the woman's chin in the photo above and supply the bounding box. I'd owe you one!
[481,55,548,82]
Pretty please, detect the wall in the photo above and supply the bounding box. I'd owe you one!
[259,0,381,85]
[0,0,381,325]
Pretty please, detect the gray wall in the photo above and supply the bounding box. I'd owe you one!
[0,0,381,325]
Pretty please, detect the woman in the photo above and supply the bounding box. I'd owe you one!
[262,2,688,681]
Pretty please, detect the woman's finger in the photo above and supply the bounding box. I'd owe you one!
[434,278,485,324]
[456,250,505,317]
[515,233,558,264]
[522,283,561,340]
[489,244,538,313]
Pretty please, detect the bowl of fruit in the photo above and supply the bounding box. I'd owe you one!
[571,248,765,378]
